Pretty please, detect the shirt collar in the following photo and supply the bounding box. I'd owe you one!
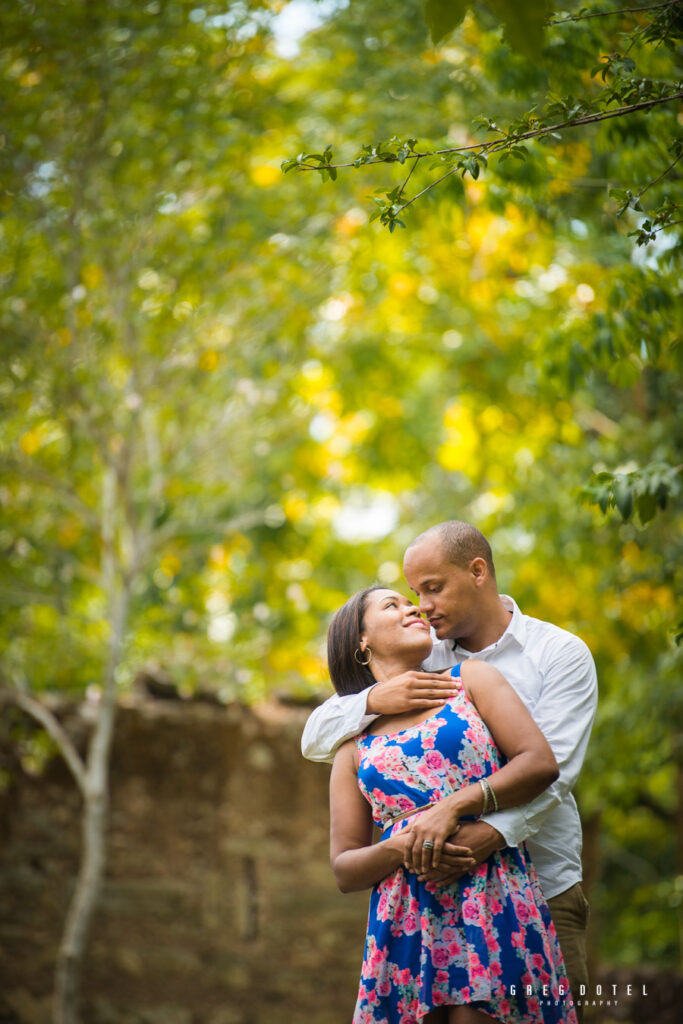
[453,594,527,657]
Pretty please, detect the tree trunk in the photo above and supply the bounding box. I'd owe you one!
[580,808,602,985]
[53,783,108,1024]
[676,735,683,972]
[53,580,129,1024]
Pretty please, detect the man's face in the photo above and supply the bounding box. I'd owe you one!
[403,539,481,642]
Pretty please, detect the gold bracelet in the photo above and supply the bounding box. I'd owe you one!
[479,778,490,815]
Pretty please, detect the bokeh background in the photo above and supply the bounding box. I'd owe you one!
[1,1,681,1022]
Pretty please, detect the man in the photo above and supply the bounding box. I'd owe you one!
[302,521,597,1020]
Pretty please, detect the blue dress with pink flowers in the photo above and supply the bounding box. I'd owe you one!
[352,665,577,1024]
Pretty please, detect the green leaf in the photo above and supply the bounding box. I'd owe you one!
[636,492,657,525]
[613,477,634,521]
[422,0,469,45]
[486,0,554,58]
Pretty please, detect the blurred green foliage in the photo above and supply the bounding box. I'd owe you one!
[0,0,681,971]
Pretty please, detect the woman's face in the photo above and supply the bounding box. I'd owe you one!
[359,589,433,663]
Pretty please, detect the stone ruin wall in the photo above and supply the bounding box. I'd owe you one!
[0,695,678,1024]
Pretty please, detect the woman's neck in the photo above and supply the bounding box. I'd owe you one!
[370,656,422,684]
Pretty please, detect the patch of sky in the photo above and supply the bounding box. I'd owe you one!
[271,0,349,58]
[202,0,347,53]
[333,489,399,543]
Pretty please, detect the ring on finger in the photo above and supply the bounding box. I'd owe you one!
[422,840,435,850]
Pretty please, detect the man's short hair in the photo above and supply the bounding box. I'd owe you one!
[407,521,496,580]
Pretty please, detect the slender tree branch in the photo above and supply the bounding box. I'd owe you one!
[397,164,461,212]
[635,789,675,822]
[396,155,421,201]
[652,217,683,231]
[0,459,100,530]
[152,508,268,548]
[392,92,683,216]
[548,1,681,25]
[2,689,87,796]
[637,150,683,196]
[294,91,683,172]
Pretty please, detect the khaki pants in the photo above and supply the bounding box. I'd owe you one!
[547,882,590,1024]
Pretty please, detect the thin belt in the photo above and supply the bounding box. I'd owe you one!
[381,801,436,833]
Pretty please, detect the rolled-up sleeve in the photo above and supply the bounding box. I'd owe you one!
[301,687,380,763]
[482,637,598,847]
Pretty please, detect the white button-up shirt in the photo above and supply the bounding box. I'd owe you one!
[301,595,598,900]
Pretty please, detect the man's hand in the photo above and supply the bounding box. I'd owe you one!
[417,821,505,884]
[366,669,461,716]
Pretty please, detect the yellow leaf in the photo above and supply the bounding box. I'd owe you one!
[55,327,72,346]
[198,349,219,371]
[376,396,404,418]
[283,493,308,522]
[311,496,340,522]
[436,441,461,472]
[251,164,280,187]
[299,654,326,681]
[388,273,416,297]
[209,544,230,569]
[58,519,82,547]
[480,406,504,433]
[81,264,104,289]
[19,70,41,88]
[440,401,481,478]
[560,421,583,445]
[160,554,181,577]
[19,429,42,455]
[621,541,641,566]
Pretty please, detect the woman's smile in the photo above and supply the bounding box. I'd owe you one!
[404,618,429,631]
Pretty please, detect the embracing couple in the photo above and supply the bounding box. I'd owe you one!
[301,521,597,1024]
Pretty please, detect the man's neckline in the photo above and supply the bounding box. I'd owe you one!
[450,595,525,654]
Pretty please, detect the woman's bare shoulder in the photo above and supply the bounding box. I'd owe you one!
[333,738,360,772]
[461,658,509,701]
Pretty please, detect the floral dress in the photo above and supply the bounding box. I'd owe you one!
[353,666,577,1024]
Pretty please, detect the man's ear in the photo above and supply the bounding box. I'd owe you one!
[470,556,488,582]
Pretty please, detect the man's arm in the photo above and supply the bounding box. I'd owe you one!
[421,637,597,882]
[480,637,597,848]
[301,689,379,764]
[301,670,461,764]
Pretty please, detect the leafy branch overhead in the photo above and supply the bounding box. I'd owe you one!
[579,463,682,526]
[282,1,683,234]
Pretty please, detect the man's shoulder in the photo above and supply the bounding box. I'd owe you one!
[522,611,594,665]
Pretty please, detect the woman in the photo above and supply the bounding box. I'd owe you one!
[328,586,577,1024]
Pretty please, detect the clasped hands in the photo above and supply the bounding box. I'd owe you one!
[393,810,504,886]
[397,799,474,885]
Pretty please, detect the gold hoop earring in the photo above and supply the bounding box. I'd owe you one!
[354,646,373,666]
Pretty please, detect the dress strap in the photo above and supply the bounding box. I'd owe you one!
[450,663,462,679]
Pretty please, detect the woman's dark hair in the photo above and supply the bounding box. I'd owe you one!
[327,585,385,696]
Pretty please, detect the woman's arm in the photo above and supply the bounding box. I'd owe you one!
[405,660,559,873]
[329,741,407,892]
[330,741,476,892]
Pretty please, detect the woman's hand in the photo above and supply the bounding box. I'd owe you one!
[417,821,503,884]
[386,824,475,879]
[402,797,469,874]
[416,838,476,880]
